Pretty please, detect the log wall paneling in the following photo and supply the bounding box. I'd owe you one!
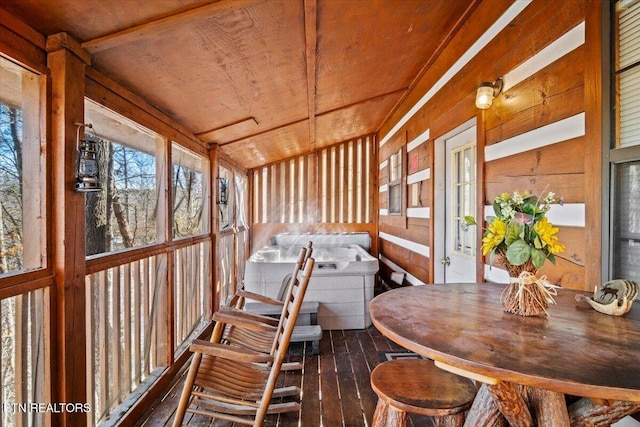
[484,138,586,204]
[379,239,430,285]
[378,0,512,145]
[376,0,598,290]
[485,54,586,145]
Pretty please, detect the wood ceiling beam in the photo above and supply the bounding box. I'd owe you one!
[318,87,408,116]
[195,116,259,139]
[215,117,309,147]
[304,0,317,150]
[81,0,262,54]
[216,88,406,148]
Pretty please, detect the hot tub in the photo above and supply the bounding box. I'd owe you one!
[244,233,379,330]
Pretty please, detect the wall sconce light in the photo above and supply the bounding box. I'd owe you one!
[75,122,102,192]
[217,177,229,205]
[475,77,504,109]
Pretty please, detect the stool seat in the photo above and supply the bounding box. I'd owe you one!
[370,358,477,427]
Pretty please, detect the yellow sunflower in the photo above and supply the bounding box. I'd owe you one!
[534,217,565,254]
[482,218,506,255]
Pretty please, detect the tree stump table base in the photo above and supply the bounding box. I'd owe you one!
[462,383,640,427]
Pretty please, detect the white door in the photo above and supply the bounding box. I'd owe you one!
[434,121,477,283]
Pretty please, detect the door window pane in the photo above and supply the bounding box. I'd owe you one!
[452,144,475,256]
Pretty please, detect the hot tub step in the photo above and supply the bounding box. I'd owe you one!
[291,325,323,355]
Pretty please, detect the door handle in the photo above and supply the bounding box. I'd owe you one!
[441,257,451,266]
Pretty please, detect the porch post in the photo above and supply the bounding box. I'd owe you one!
[47,32,91,426]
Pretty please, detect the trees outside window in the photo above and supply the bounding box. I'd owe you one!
[0,58,45,274]
[172,144,208,239]
[0,56,48,427]
[84,100,160,256]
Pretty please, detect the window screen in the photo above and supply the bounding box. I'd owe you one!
[613,161,640,282]
[611,1,640,283]
[616,0,640,148]
[0,57,46,274]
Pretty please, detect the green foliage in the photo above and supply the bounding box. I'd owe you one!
[505,220,522,246]
[506,239,531,266]
[469,190,565,271]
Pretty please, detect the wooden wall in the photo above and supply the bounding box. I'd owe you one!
[249,135,377,253]
[376,0,601,291]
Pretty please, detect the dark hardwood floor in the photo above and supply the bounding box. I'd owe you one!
[138,326,435,427]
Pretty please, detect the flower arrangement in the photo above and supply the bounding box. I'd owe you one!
[465,190,565,275]
[465,190,565,316]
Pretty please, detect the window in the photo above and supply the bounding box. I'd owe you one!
[452,143,476,256]
[610,0,640,282]
[388,149,403,215]
[0,57,46,274]
[172,144,208,239]
[0,56,49,426]
[235,174,248,229]
[615,0,640,148]
[612,162,640,282]
[84,99,162,256]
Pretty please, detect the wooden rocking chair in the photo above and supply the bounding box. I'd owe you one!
[215,244,312,355]
[172,256,315,426]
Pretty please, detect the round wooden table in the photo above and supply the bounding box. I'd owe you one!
[369,283,640,426]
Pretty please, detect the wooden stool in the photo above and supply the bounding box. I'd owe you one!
[370,358,477,427]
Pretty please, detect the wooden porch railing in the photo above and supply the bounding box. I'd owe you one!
[0,289,48,427]
[85,238,213,426]
[85,255,167,426]
[173,241,211,355]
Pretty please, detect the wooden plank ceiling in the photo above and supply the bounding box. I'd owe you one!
[2,0,479,169]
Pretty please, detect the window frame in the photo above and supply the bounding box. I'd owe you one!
[388,147,404,215]
[83,99,165,258]
[0,53,52,426]
[604,0,640,281]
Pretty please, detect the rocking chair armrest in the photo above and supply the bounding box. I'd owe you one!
[212,310,279,332]
[236,290,283,306]
[189,339,274,363]
[217,306,280,326]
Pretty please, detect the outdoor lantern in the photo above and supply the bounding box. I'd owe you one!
[217,177,229,205]
[475,77,503,110]
[75,123,102,192]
